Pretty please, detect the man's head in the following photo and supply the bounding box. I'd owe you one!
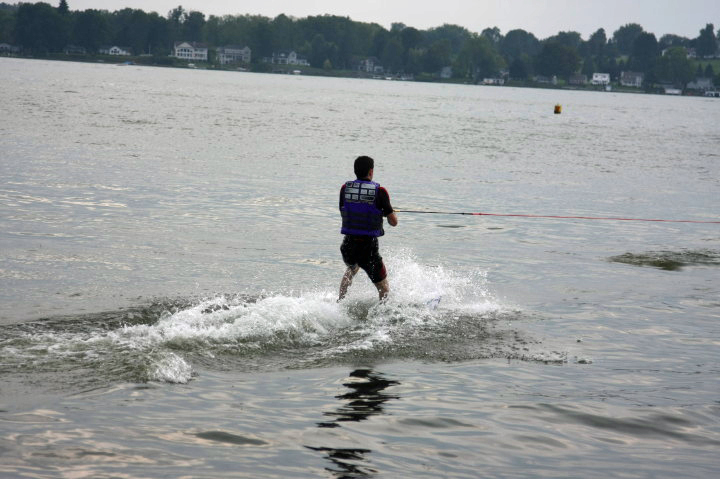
[354,155,374,179]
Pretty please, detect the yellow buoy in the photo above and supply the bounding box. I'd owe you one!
[554,104,562,114]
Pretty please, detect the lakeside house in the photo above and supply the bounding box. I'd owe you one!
[439,66,453,79]
[0,43,20,54]
[99,46,132,56]
[64,45,87,55]
[620,71,644,88]
[591,73,611,85]
[569,73,587,85]
[173,41,208,62]
[659,83,682,95]
[216,45,251,65]
[263,50,309,66]
[357,57,384,74]
[686,77,715,92]
[534,75,557,85]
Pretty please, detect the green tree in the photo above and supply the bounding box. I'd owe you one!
[455,33,505,81]
[146,11,171,56]
[508,54,532,80]
[404,47,424,74]
[390,22,405,33]
[424,23,471,56]
[655,46,693,85]
[370,28,389,58]
[500,29,540,62]
[15,2,69,53]
[183,10,205,42]
[581,56,596,76]
[583,28,607,57]
[112,8,162,55]
[0,7,15,43]
[381,36,404,72]
[424,38,451,73]
[72,9,110,52]
[271,14,298,51]
[629,32,658,74]
[57,0,68,15]
[309,33,329,67]
[696,23,717,58]
[546,31,582,50]
[400,26,422,51]
[481,26,502,46]
[535,41,580,79]
[204,15,221,46]
[299,14,358,69]
[613,23,644,55]
[250,17,273,59]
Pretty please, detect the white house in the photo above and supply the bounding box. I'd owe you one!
[591,73,611,85]
[357,57,384,74]
[217,45,251,65]
[99,46,132,56]
[173,42,208,62]
[620,71,644,88]
[265,50,309,66]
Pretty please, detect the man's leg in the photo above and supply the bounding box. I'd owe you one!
[374,278,389,301]
[338,265,360,301]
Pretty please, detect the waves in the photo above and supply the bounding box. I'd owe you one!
[0,254,559,389]
[608,249,720,271]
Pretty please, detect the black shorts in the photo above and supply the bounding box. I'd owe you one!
[340,235,387,284]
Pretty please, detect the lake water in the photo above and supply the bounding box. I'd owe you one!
[1,57,719,478]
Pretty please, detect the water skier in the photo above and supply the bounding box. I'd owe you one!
[338,156,398,301]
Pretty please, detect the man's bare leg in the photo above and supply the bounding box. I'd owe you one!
[374,278,389,301]
[338,266,360,301]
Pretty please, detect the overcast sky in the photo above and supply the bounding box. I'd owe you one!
[68,0,719,39]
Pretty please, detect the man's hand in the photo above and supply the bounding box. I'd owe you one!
[387,212,398,227]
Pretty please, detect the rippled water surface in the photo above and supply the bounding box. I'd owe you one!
[1,58,719,478]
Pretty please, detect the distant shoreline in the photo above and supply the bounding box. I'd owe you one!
[2,54,713,98]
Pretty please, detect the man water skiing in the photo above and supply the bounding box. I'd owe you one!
[338,156,398,301]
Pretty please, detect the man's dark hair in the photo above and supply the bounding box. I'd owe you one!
[354,156,374,178]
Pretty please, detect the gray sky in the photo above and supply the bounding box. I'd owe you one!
[70,0,719,39]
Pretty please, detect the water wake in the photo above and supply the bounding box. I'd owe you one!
[0,253,553,388]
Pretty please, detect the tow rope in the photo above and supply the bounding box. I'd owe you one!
[394,210,720,224]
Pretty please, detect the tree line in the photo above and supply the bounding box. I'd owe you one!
[1,1,718,86]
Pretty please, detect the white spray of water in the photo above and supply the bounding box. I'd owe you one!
[2,251,510,383]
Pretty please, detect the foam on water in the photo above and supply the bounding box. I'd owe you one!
[0,252,538,387]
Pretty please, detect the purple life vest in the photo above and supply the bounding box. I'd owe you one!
[340,180,384,236]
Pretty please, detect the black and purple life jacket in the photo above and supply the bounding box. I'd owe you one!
[340,180,384,237]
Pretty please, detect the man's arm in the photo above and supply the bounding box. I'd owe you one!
[386,211,398,227]
[378,187,398,227]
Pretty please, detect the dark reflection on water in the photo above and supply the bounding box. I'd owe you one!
[305,446,376,478]
[319,369,400,426]
[608,249,720,271]
[307,369,400,478]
